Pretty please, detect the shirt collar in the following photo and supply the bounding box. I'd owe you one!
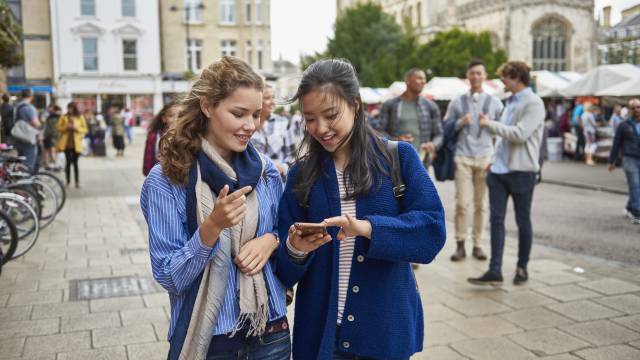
[509,87,531,103]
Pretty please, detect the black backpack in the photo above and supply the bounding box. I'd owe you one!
[386,140,405,210]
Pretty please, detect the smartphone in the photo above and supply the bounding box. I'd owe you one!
[294,222,327,237]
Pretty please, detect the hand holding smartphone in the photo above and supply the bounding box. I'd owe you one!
[294,222,327,237]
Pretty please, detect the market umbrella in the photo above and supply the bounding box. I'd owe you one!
[562,63,640,97]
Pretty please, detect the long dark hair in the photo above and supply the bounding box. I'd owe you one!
[291,59,390,207]
[67,102,80,117]
[148,102,176,134]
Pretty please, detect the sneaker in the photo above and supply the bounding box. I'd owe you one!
[624,208,634,220]
[467,271,503,286]
[632,216,640,225]
[514,267,528,285]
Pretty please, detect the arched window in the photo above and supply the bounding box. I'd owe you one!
[532,17,568,71]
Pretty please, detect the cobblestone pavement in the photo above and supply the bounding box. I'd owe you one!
[1,132,639,360]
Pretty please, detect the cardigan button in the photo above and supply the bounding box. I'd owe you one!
[342,341,351,349]
[347,314,355,322]
[352,286,360,293]
[356,255,364,263]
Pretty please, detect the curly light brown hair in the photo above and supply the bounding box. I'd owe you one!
[158,56,264,184]
[497,61,531,86]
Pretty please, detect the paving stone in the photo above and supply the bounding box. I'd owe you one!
[61,312,121,332]
[414,346,467,360]
[560,320,640,346]
[120,307,167,326]
[594,294,640,314]
[579,278,640,295]
[7,290,62,306]
[451,337,535,360]
[0,293,8,306]
[31,301,89,319]
[22,331,91,357]
[92,324,157,348]
[629,340,640,350]
[447,297,512,317]
[538,355,582,360]
[489,290,557,309]
[508,328,589,356]
[500,307,574,330]
[448,316,522,339]
[546,300,623,322]
[534,284,600,302]
[65,266,112,280]
[57,346,127,360]
[424,322,469,348]
[152,321,169,341]
[536,271,587,285]
[142,293,170,308]
[38,277,71,291]
[423,303,464,322]
[0,337,25,358]
[0,305,32,321]
[613,314,640,332]
[90,295,145,313]
[127,342,170,360]
[528,259,573,273]
[0,318,59,337]
[574,344,640,360]
[0,278,40,293]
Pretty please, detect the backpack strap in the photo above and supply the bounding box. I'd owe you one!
[481,94,492,115]
[386,140,405,209]
[460,94,470,115]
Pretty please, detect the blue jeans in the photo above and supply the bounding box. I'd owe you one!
[623,156,640,217]
[14,142,38,172]
[206,330,290,360]
[486,172,536,275]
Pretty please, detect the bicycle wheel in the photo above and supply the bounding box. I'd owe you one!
[0,193,40,258]
[0,209,18,264]
[8,185,42,219]
[35,171,66,212]
[31,179,58,229]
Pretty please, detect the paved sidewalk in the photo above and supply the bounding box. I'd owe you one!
[1,133,639,359]
[542,160,628,195]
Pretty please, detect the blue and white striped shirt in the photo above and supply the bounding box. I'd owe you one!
[140,158,287,340]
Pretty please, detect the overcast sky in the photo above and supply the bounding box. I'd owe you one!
[271,0,640,64]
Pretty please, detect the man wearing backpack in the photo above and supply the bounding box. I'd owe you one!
[13,88,42,171]
[444,59,504,262]
[1,93,15,143]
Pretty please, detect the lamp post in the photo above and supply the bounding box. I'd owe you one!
[169,3,205,74]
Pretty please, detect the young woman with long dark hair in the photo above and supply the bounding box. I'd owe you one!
[142,102,178,176]
[56,102,88,188]
[274,59,446,359]
[140,56,290,360]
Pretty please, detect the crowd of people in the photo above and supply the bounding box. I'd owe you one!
[0,89,142,187]
[134,55,639,360]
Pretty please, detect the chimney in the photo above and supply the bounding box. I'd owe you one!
[603,6,612,27]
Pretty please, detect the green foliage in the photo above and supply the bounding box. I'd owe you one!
[416,28,507,78]
[301,4,508,87]
[0,1,23,68]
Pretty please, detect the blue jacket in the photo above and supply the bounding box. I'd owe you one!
[609,117,640,163]
[274,141,446,359]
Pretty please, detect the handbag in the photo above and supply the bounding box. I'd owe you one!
[11,120,39,145]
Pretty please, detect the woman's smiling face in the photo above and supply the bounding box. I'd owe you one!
[301,89,356,153]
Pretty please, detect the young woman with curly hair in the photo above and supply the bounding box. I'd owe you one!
[140,56,290,360]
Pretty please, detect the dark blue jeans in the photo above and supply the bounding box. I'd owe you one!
[14,141,38,172]
[622,156,640,217]
[205,330,290,360]
[486,172,536,275]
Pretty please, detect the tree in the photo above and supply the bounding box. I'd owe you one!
[300,3,418,87]
[0,0,23,68]
[416,28,507,78]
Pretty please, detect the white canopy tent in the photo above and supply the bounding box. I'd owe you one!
[561,64,640,97]
[596,78,640,97]
[386,78,506,101]
[532,70,578,98]
[359,87,390,104]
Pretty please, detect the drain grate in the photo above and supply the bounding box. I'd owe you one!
[69,275,163,301]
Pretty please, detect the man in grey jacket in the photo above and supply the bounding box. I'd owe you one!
[468,61,544,286]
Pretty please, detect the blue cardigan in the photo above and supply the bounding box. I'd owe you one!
[275,141,446,359]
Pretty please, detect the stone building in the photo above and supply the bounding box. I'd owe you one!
[338,0,598,72]
[599,4,640,65]
[159,0,273,101]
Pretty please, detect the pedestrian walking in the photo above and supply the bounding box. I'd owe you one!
[573,101,585,161]
[610,104,624,130]
[582,103,599,166]
[251,84,296,178]
[12,88,42,171]
[468,61,545,286]
[1,93,15,143]
[142,102,177,176]
[110,107,126,157]
[122,107,134,144]
[56,102,88,188]
[43,105,62,171]
[140,56,289,360]
[274,59,446,359]
[608,98,640,225]
[378,68,443,166]
[444,59,504,262]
